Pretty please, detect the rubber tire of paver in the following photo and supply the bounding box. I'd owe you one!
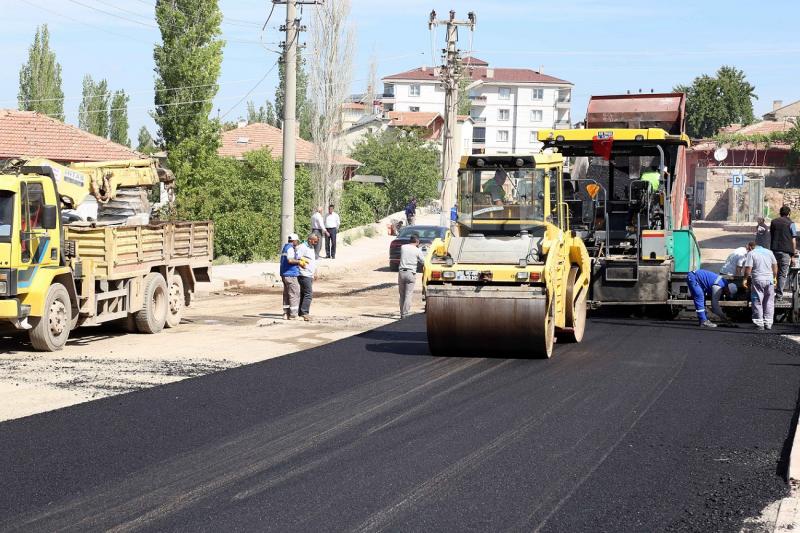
[29,283,72,352]
[165,273,184,329]
[135,272,168,334]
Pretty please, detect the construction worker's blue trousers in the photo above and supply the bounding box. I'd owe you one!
[686,271,708,324]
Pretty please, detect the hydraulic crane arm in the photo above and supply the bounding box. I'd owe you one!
[16,157,174,208]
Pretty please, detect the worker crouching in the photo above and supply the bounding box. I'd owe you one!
[686,269,738,328]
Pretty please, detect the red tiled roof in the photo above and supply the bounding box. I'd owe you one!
[386,111,441,128]
[0,109,144,162]
[342,102,366,110]
[462,56,489,66]
[383,66,570,85]
[719,120,794,136]
[219,122,360,166]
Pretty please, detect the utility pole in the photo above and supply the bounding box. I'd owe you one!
[429,10,476,227]
[275,0,318,245]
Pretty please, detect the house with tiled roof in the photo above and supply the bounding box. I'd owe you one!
[219,122,360,178]
[0,109,143,163]
[381,57,572,155]
[762,99,800,121]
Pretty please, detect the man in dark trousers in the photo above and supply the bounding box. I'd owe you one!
[324,204,340,259]
[770,206,798,299]
[405,198,417,226]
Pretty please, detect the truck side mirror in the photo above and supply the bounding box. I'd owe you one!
[41,205,58,230]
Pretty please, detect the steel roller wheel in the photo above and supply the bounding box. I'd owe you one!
[165,274,185,329]
[29,283,72,351]
[558,267,586,344]
[426,287,554,358]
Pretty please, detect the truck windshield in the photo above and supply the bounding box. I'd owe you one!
[457,168,546,232]
[0,191,12,240]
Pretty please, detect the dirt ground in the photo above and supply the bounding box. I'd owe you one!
[0,215,437,422]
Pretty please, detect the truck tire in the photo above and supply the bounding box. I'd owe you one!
[135,273,168,334]
[165,274,185,329]
[29,283,72,351]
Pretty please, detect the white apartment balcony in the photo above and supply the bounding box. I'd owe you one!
[554,121,571,130]
[556,91,571,108]
[470,116,486,123]
[472,136,486,146]
[469,95,487,106]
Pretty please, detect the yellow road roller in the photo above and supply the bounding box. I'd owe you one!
[424,153,590,358]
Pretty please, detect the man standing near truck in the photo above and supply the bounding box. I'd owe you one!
[743,240,778,330]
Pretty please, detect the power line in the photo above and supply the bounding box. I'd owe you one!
[21,0,153,44]
[219,62,280,120]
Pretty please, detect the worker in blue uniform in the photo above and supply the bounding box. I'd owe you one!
[686,269,738,328]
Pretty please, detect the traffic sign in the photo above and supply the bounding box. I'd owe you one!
[731,173,745,188]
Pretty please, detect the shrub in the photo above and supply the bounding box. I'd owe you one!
[339,182,389,231]
[213,210,273,261]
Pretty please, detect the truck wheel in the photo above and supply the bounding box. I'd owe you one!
[165,274,185,328]
[135,273,168,334]
[558,267,586,344]
[29,283,72,351]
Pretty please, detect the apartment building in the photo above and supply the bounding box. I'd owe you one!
[381,57,572,155]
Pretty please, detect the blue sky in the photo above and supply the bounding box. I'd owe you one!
[1,0,798,145]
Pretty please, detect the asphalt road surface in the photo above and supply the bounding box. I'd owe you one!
[1,315,798,532]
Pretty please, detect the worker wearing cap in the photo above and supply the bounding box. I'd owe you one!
[742,240,778,330]
[398,234,426,318]
[686,268,738,327]
[280,233,304,319]
[296,233,319,322]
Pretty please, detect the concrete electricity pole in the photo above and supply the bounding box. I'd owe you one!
[429,10,476,227]
[275,0,318,245]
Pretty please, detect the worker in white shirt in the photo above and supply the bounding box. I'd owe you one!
[742,240,778,330]
[296,233,320,321]
[720,245,748,276]
[398,234,427,318]
[324,204,340,259]
[310,206,325,259]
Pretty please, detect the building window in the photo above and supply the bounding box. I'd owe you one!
[531,110,543,122]
[531,88,544,100]
[498,109,510,121]
[409,106,420,112]
[409,84,421,97]
[530,130,539,143]
[498,87,511,100]
[384,84,394,97]
[497,130,509,142]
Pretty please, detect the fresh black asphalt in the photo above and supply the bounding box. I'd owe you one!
[0,315,799,532]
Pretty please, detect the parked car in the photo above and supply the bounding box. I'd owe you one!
[389,225,449,272]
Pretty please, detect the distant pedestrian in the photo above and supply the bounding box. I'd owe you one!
[720,245,748,276]
[769,206,798,299]
[686,268,738,327]
[755,216,770,248]
[450,203,458,235]
[398,234,426,318]
[324,204,340,259]
[743,241,778,330]
[280,233,303,319]
[296,233,319,321]
[311,206,325,259]
[405,198,417,226]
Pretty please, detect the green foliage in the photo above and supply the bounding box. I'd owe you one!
[457,77,472,116]
[246,100,277,126]
[275,50,312,140]
[166,119,221,191]
[339,182,390,230]
[674,65,757,138]
[786,119,800,169]
[109,90,130,146]
[350,129,441,212]
[175,148,312,262]
[153,0,224,150]
[18,25,64,119]
[78,75,109,137]
[136,126,156,154]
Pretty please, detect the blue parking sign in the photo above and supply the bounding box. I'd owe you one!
[731,174,744,188]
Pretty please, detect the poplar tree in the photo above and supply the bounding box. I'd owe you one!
[109,90,130,146]
[18,25,64,119]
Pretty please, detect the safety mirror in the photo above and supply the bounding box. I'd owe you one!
[41,205,58,230]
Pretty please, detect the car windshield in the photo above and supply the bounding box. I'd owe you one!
[0,191,12,240]
[398,226,443,239]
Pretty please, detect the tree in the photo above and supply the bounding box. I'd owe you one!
[457,77,472,116]
[153,0,224,180]
[674,66,757,138]
[78,75,109,138]
[246,99,277,126]
[137,126,156,154]
[18,25,64,119]
[109,90,130,146]
[308,0,355,208]
[350,129,440,211]
[275,49,312,139]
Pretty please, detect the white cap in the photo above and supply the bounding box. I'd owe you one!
[288,233,299,242]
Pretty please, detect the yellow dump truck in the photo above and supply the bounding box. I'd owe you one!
[424,154,590,358]
[0,158,212,351]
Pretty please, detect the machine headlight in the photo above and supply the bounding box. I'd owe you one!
[516,272,529,281]
[443,271,456,280]
[0,281,6,293]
